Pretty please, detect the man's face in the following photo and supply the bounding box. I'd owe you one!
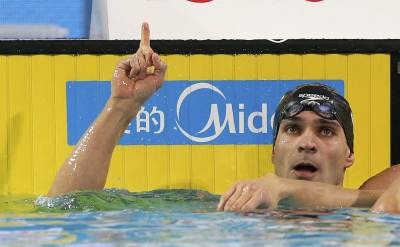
[272,111,354,185]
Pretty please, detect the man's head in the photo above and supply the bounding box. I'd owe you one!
[271,83,354,186]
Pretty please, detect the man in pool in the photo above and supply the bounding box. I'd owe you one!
[48,22,400,213]
[217,84,399,212]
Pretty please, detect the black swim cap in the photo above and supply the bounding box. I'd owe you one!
[272,83,354,153]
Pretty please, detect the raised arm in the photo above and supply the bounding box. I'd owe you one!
[48,23,167,197]
[217,173,383,212]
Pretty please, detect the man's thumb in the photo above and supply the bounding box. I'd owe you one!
[152,53,167,73]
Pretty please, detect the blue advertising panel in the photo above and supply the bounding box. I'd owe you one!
[67,80,344,145]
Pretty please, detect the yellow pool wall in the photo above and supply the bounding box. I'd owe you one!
[0,54,391,195]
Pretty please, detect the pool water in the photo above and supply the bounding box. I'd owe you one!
[1,189,400,246]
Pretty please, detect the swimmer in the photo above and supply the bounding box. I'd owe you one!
[48,22,400,214]
[218,84,400,213]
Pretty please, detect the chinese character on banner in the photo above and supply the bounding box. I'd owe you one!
[135,106,165,134]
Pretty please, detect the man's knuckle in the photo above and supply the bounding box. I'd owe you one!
[250,184,258,191]
[236,181,246,187]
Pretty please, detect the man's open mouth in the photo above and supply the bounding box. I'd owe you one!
[292,163,318,179]
[294,163,317,172]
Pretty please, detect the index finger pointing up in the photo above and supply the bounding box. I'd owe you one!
[140,22,150,47]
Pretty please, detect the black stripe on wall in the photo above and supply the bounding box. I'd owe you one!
[1,39,400,55]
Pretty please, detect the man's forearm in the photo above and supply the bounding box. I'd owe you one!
[283,179,383,209]
[48,100,136,197]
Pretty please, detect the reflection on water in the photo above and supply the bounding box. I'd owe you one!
[0,189,400,246]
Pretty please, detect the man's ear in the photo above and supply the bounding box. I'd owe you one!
[344,150,354,169]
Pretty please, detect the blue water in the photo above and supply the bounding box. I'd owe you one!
[1,189,400,246]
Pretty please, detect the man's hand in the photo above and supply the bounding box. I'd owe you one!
[110,22,167,118]
[218,173,386,213]
[217,173,286,212]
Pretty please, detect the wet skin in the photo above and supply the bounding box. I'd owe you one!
[272,111,354,185]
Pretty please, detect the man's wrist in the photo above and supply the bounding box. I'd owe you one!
[279,177,299,199]
[105,98,141,120]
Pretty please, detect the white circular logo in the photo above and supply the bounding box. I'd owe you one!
[176,83,226,142]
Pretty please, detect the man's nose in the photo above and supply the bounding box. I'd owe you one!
[297,129,317,153]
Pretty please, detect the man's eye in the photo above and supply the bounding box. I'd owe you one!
[285,126,298,134]
[321,127,334,136]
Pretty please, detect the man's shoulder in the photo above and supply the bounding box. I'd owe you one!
[359,164,400,190]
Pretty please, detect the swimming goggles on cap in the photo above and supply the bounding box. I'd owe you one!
[282,100,337,120]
